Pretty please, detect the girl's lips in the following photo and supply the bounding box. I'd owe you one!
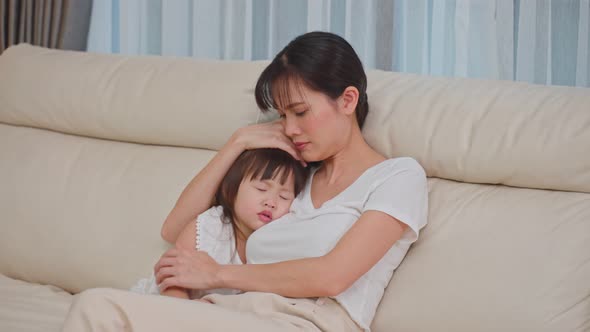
[257,212,272,223]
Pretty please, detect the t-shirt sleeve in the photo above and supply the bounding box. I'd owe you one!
[362,159,428,244]
[196,206,239,264]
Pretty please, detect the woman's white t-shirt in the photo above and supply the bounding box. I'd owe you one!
[246,157,429,331]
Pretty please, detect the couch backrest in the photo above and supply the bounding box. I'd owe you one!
[0,45,588,332]
[0,44,271,151]
[365,70,590,193]
[1,44,589,193]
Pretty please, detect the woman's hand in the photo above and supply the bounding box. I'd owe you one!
[230,121,305,166]
[154,248,222,292]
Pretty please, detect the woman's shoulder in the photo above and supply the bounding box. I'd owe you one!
[372,157,426,179]
[362,158,429,232]
[356,157,428,201]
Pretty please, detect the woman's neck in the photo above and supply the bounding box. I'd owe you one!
[319,127,385,184]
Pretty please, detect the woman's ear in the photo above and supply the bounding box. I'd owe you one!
[339,86,359,116]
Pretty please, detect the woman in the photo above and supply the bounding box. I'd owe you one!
[62,31,428,332]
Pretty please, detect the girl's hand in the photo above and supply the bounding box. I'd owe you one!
[154,248,222,292]
[230,121,305,166]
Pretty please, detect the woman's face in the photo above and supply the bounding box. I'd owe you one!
[276,84,353,162]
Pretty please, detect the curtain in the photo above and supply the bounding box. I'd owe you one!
[87,0,394,68]
[0,0,93,54]
[394,0,590,87]
[87,0,590,87]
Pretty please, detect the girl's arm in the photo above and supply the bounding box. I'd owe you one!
[161,121,301,243]
[160,215,199,299]
[157,210,407,297]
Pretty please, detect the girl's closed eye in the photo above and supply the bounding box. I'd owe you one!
[253,181,270,192]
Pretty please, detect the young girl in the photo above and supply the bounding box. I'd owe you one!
[131,148,308,300]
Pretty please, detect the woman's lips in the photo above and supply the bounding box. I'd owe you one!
[294,142,308,150]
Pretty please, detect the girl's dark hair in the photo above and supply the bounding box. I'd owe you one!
[214,148,308,240]
[255,31,369,128]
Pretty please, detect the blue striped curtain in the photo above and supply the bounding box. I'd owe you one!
[87,0,590,87]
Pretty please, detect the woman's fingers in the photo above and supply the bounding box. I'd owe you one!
[154,250,223,291]
[268,121,305,163]
[233,122,305,164]
[158,276,179,292]
[153,251,179,275]
[264,123,304,164]
[155,266,176,284]
[154,256,173,272]
[154,249,197,284]
[273,136,303,163]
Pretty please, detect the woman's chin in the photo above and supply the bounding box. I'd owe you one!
[302,155,321,163]
[301,149,329,164]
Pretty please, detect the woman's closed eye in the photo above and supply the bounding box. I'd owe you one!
[278,109,307,119]
[295,109,308,117]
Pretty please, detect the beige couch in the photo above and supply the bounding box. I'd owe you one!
[0,44,588,332]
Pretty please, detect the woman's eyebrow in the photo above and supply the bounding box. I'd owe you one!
[283,102,305,110]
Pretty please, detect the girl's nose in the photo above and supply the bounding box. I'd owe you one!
[264,200,276,209]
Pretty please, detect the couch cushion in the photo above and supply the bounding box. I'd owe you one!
[372,178,590,332]
[365,71,590,193]
[0,274,72,332]
[0,123,214,293]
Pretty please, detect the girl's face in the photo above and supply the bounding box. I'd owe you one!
[233,172,296,237]
[276,84,355,162]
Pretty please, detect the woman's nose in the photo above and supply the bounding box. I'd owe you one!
[284,117,301,137]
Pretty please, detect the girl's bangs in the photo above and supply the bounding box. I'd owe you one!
[246,157,293,186]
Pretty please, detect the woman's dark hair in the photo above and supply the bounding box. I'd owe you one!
[255,31,369,128]
[215,148,308,240]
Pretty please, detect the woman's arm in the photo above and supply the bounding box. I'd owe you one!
[160,140,243,243]
[219,211,407,297]
[161,121,301,243]
[156,210,406,297]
